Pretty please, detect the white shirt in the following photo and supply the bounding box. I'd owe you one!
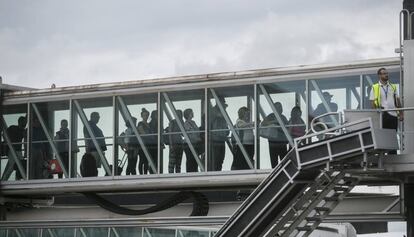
[369,81,399,117]
[236,119,254,144]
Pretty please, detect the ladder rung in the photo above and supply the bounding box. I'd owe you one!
[342,177,358,183]
[324,195,339,202]
[296,226,313,231]
[333,186,349,192]
[305,216,323,222]
[314,206,330,212]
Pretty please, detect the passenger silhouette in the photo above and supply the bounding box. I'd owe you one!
[168,109,184,173]
[55,119,79,178]
[2,116,27,180]
[183,108,202,172]
[231,107,254,170]
[83,112,107,173]
[261,102,289,168]
[288,106,306,139]
[138,108,151,174]
[148,110,159,174]
[312,91,338,127]
[123,117,138,175]
[31,117,50,179]
[208,97,229,171]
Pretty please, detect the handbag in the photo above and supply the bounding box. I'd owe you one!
[259,126,278,140]
[48,159,63,174]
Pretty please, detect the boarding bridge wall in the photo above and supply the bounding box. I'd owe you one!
[0,60,402,185]
[403,40,414,154]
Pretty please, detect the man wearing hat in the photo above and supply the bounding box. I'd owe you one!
[313,91,338,127]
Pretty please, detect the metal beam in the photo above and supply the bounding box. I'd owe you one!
[162,92,204,172]
[117,96,156,173]
[32,104,69,178]
[73,100,112,176]
[259,84,294,146]
[210,89,253,169]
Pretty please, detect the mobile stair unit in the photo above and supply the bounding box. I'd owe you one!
[215,117,398,237]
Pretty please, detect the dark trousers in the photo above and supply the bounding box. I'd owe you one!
[138,149,149,175]
[168,145,183,173]
[126,149,138,175]
[231,144,254,170]
[269,141,288,168]
[148,146,158,174]
[58,152,77,178]
[383,112,398,154]
[209,141,225,171]
[184,143,201,172]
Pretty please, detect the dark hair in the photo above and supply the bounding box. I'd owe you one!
[377,67,386,75]
[126,117,137,128]
[183,108,193,120]
[176,109,183,119]
[61,119,68,125]
[237,106,249,119]
[18,116,27,124]
[141,108,149,116]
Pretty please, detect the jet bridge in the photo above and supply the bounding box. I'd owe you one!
[215,117,398,237]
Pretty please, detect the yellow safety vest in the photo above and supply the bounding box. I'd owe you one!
[372,82,397,108]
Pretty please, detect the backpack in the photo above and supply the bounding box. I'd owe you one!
[80,153,98,177]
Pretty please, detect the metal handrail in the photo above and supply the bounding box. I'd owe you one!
[310,111,343,135]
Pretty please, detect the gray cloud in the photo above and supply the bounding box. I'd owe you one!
[0,0,402,88]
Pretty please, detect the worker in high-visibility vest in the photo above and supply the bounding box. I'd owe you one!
[369,67,404,154]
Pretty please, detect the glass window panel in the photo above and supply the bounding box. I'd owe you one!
[74,98,114,177]
[109,227,142,237]
[117,94,158,175]
[207,86,255,171]
[179,229,210,237]
[309,75,360,130]
[42,228,74,237]
[143,228,175,237]
[27,101,72,180]
[7,229,40,237]
[161,89,205,174]
[75,227,108,237]
[258,81,306,169]
[1,104,27,181]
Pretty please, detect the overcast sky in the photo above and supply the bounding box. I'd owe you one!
[0,0,403,88]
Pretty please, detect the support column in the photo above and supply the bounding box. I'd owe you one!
[405,183,414,237]
[403,40,414,154]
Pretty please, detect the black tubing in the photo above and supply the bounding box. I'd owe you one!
[82,191,209,216]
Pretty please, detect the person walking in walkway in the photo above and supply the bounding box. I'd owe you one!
[261,102,289,168]
[168,110,184,173]
[83,112,107,173]
[183,108,202,172]
[124,117,139,175]
[370,67,403,154]
[138,108,151,174]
